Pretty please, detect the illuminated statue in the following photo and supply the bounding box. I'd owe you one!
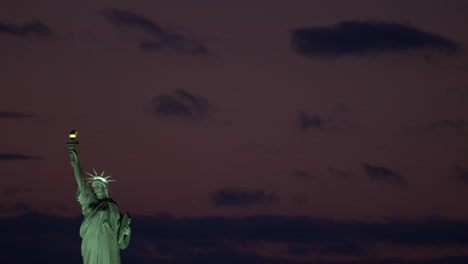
[67,131,131,264]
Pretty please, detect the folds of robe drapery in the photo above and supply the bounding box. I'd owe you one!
[77,186,128,264]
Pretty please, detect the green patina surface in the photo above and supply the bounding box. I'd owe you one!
[68,136,130,264]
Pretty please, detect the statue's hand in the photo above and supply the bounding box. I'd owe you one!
[123,225,130,236]
[69,150,78,167]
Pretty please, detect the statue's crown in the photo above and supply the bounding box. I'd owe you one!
[85,169,115,186]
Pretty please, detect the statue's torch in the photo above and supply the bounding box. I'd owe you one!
[66,130,79,150]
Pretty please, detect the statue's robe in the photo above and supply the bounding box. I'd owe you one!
[77,186,130,264]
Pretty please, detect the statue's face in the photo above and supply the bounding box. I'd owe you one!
[92,182,108,200]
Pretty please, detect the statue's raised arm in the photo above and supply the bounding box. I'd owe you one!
[69,150,86,190]
[67,130,86,191]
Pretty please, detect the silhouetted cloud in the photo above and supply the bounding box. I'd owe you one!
[297,111,325,131]
[318,241,366,257]
[291,20,460,58]
[239,142,284,156]
[455,166,468,182]
[137,214,468,248]
[3,212,468,263]
[0,202,34,214]
[406,119,468,136]
[298,108,352,133]
[0,212,82,263]
[293,170,314,179]
[0,153,40,160]
[99,214,468,263]
[0,111,38,119]
[151,90,213,120]
[0,19,53,37]
[421,119,468,131]
[363,163,407,185]
[328,167,353,179]
[448,87,468,95]
[293,194,309,204]
[4,187,32,195]
[101,9,208,55]
[287,244,312,256]
[211,187,279,206]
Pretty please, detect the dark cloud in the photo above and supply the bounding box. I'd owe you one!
[455,166,468,182]
[318,241,366,257]
[405,119,468,136]
[101,9,208,55]
[448,87,468,95]
[328,167,353,179]
[297,109,352,133]
[4,187,32,195]
[293,194,309,204]
[4,187,21,195]
[293,170,314,179]
[333,104,350,114]
[421,119,468,131]
[114,212,468,264]
[297,111,325,131]
[239,142,284,157]
[363,163,407,185]
[291,20,460,58]
[0,212,82,264]
[0,111,38,119]
[0,19,53,37]
[211,187,280,206]
[135,214,468,248]
[3,212,468,263]
[150,90,213,120]
[288,244,313,256]
[39,204,72,215]
[0,202,34,214]
[0,153,40,160]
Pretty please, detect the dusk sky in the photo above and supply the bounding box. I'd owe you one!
[1,0,468,263]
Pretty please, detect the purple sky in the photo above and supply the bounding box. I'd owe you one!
[1,0,468,263]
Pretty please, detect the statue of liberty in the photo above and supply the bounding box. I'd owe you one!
[68,131,131,264]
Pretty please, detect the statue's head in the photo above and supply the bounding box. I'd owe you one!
[92,180,109,200]
[86,169,115,200]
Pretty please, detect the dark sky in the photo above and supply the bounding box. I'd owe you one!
[1,0,468,263]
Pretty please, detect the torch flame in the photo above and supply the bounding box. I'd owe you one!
[69,130,78,139]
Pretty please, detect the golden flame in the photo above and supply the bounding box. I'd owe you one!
[69,130,78,139]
